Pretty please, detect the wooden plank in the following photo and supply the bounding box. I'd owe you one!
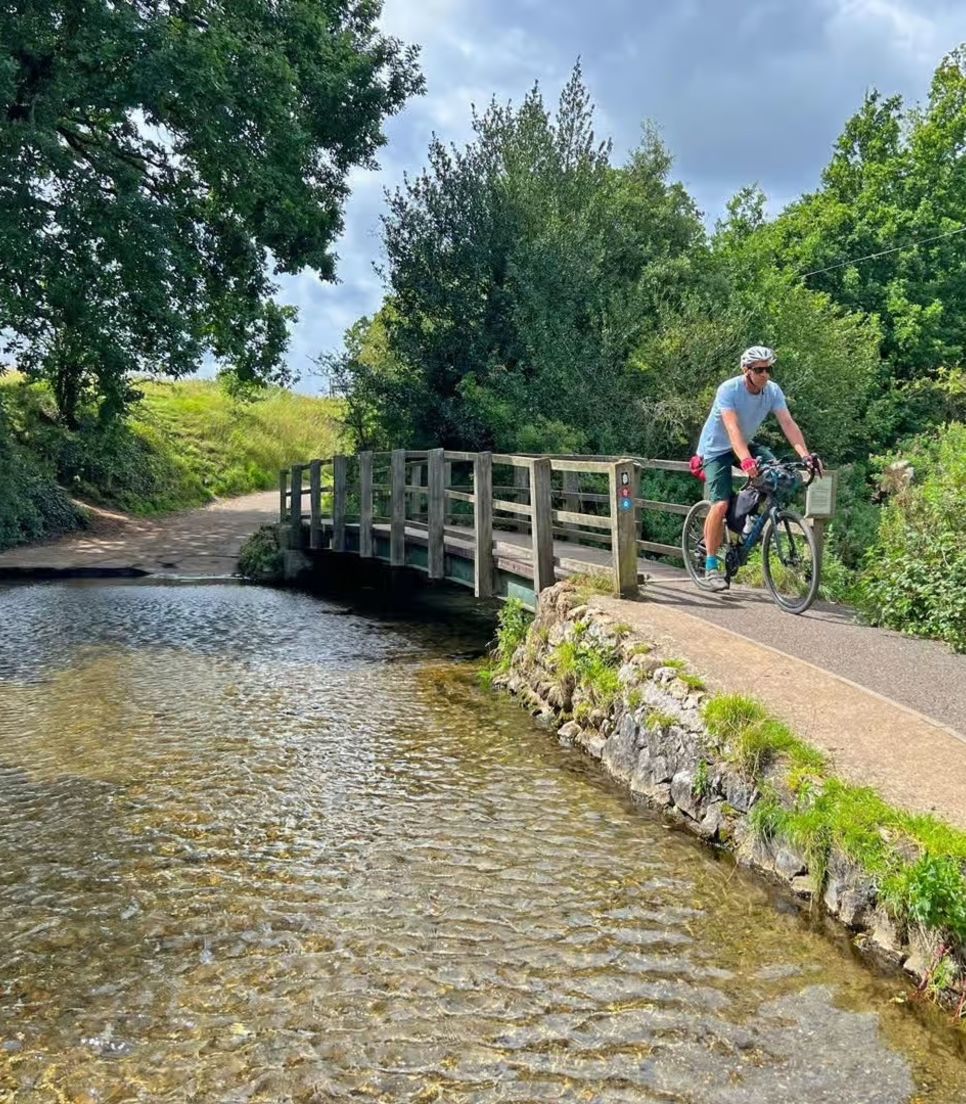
[445,489,475,503]
[279,469,288,522]
[640,459,691,472]
[639,498,692,516]
[548,459,614,474]
[309,460,323,550]
[551,508,611,530]
[390,449,406,566]
[443,450,477,462]
[530,457,555,595]
[428,448,445,579]
[553,525,612,546]
[332,454,348,552]
[474,451,494,598]
[637,539,682,558]
[289,464,304,548]
[610,460,638,597]
[492,498,532,517]
[359,451,374,558]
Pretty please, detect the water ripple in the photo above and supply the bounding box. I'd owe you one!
[0,583,956,1102]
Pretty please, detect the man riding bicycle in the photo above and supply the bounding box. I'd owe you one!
[694,346,822,592]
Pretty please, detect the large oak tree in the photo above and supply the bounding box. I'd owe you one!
[1,1,422,423]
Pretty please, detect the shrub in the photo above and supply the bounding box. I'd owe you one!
[856,423,966,651]
[0,405,84,550]
[491,598,533,672]
[237,525,283,582]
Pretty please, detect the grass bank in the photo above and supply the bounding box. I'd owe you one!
[0,375,343,551]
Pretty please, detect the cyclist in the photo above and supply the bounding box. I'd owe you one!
[693,346,822,592]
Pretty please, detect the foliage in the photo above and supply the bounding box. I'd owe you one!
[0,1,422,424]
[856,423,966,651]
[693,759,711,799]
[491,598,533,673]
[237,525,283,583]
[702,694,826,778]
[0,376,342,539]
[0,399,83,548]
[884,856,966,942]
[551,631,622,706]
[766,48,966,403]
[332,66,704,452]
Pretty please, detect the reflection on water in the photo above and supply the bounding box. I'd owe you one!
[0,582,962,1103]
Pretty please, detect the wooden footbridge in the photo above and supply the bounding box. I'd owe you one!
[280,450,835,606]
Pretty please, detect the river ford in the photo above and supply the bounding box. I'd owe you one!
[0,582,962,1103]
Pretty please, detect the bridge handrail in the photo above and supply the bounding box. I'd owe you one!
[279,449,836,601]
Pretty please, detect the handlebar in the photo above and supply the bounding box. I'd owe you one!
[747,458,816,492]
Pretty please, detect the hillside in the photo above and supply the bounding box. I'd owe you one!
[0,375,342,551]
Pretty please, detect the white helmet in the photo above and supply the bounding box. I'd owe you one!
[740,345,777,369]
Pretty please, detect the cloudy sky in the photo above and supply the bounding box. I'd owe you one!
[279,0,964,391]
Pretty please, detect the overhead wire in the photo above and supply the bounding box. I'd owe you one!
[797,224,966,279]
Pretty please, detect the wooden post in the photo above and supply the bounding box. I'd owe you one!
[512,463,530,533]
[309,460,322,550]
[562,469,580,516]
[332,454,348,552]
[410,463,424,523]
[290,464,304,549]
[428,448,445,579]
[530,457,555,595]
[359,451,373,558]
[443,460,453,525]
[279,469,288,523]
[390,448,406,566]
[473,451,494,598]
[610,459,638,597]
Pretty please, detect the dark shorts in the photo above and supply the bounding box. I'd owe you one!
[703,444,775,504]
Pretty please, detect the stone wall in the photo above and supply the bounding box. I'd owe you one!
[493,581,964,1011]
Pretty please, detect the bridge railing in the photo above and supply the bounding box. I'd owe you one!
[279,451,837,601]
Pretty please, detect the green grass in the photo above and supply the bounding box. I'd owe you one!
[490,598,534,674]
[0,375,343,529]
[678,673,707,692]
[551,635,622,706]
[565,570,616,601]
[702,694,826,778]
[132,380,343,503]
[710,692,966,949]
[645,710,678,732]
[661,657,687,671]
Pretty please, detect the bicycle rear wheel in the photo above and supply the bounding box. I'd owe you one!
[681,499,713,590]
[762,509,820,614]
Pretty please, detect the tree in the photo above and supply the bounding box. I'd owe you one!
[0,1,422,424]
[342,66,704,452]
[767,45,966,425]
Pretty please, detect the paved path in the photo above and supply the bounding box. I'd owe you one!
[596,594,966,830]
[0,491,278,578]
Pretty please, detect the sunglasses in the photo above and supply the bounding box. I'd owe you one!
[748,365,772,376]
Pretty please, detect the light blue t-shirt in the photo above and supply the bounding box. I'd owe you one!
[697,376,787,460]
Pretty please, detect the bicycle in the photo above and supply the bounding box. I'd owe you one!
[681,458,820,614]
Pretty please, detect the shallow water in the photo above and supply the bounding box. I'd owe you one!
[0,581,962,1103]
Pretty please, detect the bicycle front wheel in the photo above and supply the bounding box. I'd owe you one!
[681,499,714,590]
[762,509,820,614]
